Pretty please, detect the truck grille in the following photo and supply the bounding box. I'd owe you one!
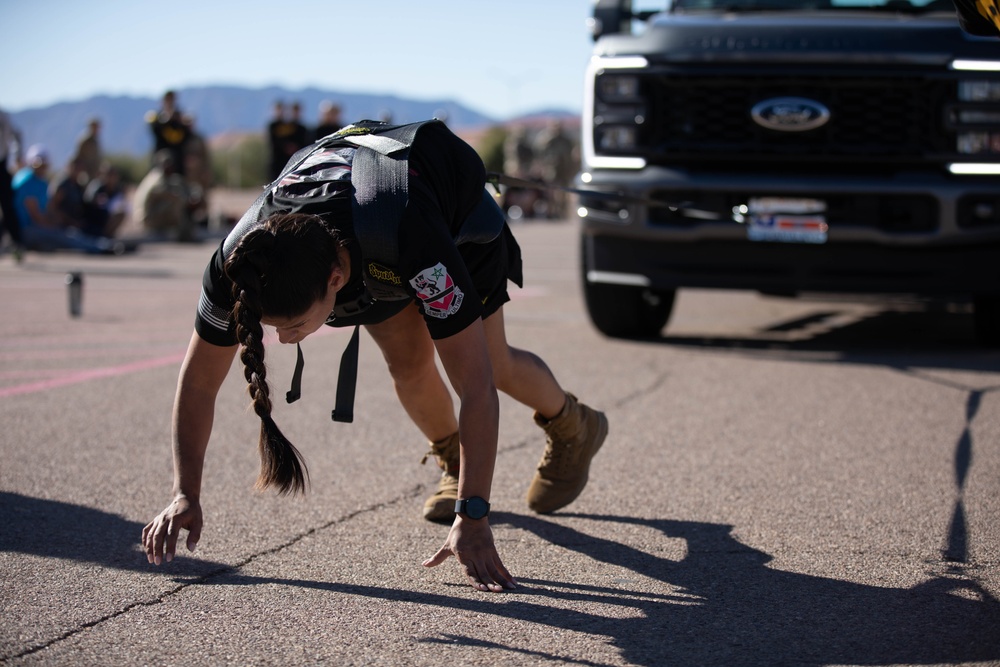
[643,72,952,165]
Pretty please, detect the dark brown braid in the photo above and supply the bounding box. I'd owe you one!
[223,213,344,495]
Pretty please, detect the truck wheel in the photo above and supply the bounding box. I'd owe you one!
[583,280,676,338]
[973,296,1000,347]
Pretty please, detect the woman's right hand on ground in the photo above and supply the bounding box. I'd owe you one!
[142,494,202,565]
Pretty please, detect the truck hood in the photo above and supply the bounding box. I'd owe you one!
[594,12,997,64]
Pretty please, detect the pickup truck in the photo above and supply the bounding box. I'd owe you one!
[578,0,1000,344]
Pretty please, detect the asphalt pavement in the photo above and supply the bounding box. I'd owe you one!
[1,212,999,666]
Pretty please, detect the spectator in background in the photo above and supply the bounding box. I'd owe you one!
[500,125,542,220]
[134,149,195,242]
[47,157,89,230]
[313,100,343,141]
[266,100,308,182]
[13,145,51,233]
[13,145,123,254]
[73,117,103,183]
[534,120,577,219]
[146,90,191,176]
[83,162,128,238]
[183,114,212,230]
[0,106,23,258]
[266,100,288,181]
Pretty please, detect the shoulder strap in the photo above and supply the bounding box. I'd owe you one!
[342,120,441,296]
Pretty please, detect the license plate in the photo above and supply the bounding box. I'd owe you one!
[746,197,828,244]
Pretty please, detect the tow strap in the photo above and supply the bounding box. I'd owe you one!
[485,171,729,221]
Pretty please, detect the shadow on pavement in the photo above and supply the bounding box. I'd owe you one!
[205,511,1000,666]
[0,491,228,577]
[657,304,1000,373]
[3,491,997,665]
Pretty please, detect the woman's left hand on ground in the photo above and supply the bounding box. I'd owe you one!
[422,517,517,592]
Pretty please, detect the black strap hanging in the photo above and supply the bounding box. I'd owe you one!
[284,327,360,423]
[331,325,361,423]
[285,343,305,403]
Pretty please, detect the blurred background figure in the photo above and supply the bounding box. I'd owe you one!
[313,100,343,140]
[73,117,103,184]
[182,114,213,230]
[83,161,128,238]
[12,144,49,244]
[146,90,191,177]
[133,149,195,242]
[266,99,308,182]
[501,124,542,220]
[266,100,287,181]
[0,106,24,259]
[534,119,577,219]
[47,157,89,230]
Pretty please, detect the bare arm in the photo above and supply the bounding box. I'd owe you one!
[142,330,237,564]
[171,330,238,498]
[422,319,516,591]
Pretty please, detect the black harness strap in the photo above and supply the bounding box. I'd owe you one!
[346,121,436,274]
[286,343,304,403]
[330,325,361,423]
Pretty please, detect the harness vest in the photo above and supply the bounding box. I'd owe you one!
[227,119,506,422]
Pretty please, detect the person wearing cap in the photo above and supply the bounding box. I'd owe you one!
[12,144,51,232]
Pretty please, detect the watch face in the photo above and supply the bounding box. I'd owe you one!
[460,496,490,519]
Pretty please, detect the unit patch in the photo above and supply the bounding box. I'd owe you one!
[409,262,464,319]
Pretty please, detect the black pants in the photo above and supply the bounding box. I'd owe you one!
[0,165,21,245]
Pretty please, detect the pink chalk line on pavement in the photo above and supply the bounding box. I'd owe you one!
[0,351,187,399]
[0,288,547,400]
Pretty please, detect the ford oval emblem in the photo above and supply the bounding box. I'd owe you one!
[751,97,830,132]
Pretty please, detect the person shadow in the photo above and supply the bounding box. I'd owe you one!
[489,512,1000,666]
[0,491,227,578]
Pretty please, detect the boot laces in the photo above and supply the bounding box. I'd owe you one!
[539,436,577,476]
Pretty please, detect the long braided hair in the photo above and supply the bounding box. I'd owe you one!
[223,212,345,494]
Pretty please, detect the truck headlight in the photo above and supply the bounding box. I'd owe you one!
[598,75,641,102]
[597,126,638,151]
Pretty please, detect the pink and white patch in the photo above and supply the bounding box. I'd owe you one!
[409,262,464,319]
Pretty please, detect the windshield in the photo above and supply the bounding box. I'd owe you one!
[670,0,955,11]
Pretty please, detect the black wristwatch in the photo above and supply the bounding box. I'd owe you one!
[455,496,491,520]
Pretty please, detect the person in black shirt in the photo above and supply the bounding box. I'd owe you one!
[267,100,310,182]
[142,121,608,593]
[313,100,344,142]
[146,91,191,177]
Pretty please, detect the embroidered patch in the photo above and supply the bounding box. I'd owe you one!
[367,261,402,286]
[409,262,464,319]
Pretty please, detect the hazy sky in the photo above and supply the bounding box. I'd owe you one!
[0,0,597,118]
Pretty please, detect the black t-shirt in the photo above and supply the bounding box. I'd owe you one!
[195,122,495,346]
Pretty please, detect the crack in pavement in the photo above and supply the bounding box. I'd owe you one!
[3,486,425,663]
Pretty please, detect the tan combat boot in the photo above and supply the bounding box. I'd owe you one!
[527,393,608,514]
[421,432,460,522]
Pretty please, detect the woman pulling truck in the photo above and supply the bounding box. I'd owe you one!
[142,120,608,592]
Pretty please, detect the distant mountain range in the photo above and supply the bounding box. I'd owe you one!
[7,85,579,168]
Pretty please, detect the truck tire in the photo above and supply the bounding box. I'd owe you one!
[974,296,1000,347]
[583,280,676,338]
